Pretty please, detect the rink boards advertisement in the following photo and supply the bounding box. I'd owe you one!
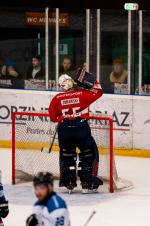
[0,89,150,156]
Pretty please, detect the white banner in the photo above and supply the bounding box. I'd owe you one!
[0,89,150,150]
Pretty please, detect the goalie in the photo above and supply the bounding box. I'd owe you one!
[49,70,103,193]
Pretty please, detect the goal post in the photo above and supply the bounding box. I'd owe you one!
[89,115,114,193]
[12,111,115,192]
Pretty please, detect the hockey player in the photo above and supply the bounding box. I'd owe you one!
[26,172,70,226]
[48,72,103,193]
[0,181,9,226]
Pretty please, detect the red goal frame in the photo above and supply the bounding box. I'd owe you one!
[12,112,114,192]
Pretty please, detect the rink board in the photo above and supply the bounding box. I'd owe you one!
[1,140,150,157]
[0,89,150,155]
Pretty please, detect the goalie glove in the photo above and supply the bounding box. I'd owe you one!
[26,214,39,226]
[74,69,96,89]
[0,201,9,218]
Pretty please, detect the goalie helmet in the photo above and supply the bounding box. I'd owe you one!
[58,74,74,91]
[33,172,54,187]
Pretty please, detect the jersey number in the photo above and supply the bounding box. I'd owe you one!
[62,107,81,117]
[55,216,64,226]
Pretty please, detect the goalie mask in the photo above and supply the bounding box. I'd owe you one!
[58,74,74,91]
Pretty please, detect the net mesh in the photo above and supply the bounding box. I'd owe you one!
[12,112,113,191]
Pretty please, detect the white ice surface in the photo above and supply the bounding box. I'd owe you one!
[2,156,150,226]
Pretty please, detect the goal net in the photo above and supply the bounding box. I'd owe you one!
[12,112,132,192]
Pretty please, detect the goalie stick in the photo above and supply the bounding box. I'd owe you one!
[41,126,58,153]
[83,211,96,226]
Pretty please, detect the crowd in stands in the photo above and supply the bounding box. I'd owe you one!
[0,54,129,92]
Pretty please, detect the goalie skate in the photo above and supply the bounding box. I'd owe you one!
[81,182,98,194]
[82,188,98,194]
[81,178,103,194]
[66,182,76,194]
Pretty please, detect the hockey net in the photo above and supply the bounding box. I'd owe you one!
[12,112,132,192]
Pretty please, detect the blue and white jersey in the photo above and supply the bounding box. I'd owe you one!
[0,183,6,204]
[33,193,70,226]
[0,183,6,224]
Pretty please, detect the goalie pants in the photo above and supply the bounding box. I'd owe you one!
[58,118,99,186]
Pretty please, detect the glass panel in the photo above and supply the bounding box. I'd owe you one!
[131,11,139,95]
[88,9,97,75]
[0,7,47,90]
[141,10,150,95]
[47,8,57,90]
[98,10,128,94]
[58,8,86,86]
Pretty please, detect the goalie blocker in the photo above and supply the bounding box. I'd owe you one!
[74,69,97,89]
[49,72,103,192]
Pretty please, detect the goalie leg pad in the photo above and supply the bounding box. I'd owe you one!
[78,149,94,183]
[91,136,99,176]
[59,148,77,187]
[79,135,99,177]
[58,126,77,187]
[78,154,103,190]
[77,135,102,188]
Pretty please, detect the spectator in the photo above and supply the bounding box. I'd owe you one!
[0,59,24,89]
[1,59,20,79]
[110,58,127,84]
[26,55,45,80]
[82,62,87,70]
[0,55,4,76]
[60,56,74,77]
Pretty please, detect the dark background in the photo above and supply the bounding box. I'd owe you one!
[0,0,147,10]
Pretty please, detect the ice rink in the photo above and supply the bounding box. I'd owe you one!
[2,156,150,226]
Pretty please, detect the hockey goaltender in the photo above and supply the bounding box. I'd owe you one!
[49,69,103,194]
